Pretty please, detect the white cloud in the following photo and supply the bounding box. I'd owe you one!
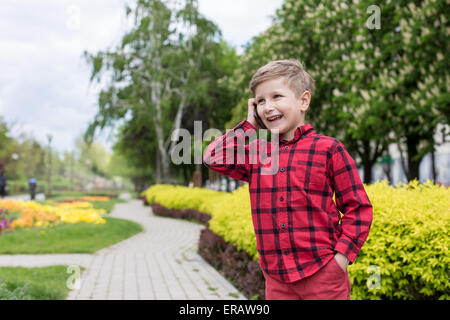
[0,0,283,153]
[0,0,126,152]
[198,0,283,53]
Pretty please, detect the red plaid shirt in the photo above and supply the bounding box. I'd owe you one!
[203,120,373,283]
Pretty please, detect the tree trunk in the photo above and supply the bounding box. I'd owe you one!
[193,163,202,187]
[156,146,161,184]
[381,150,393,184]
[363,164,372,185]
[430,138,437,184]
[397,140,408,183]
[406,134,421,182]
[151,79,172,184]
[358,139,385,184]
[182,165,189,186]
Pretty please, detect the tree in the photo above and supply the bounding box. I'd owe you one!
[84,0,239,184]
[0,116,16,172]
[225,0,449,184]
[74,137,111,178]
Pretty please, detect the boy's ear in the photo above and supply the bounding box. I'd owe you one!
[299,91,311,112]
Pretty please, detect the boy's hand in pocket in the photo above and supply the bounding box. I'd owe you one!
[334,252,350,272]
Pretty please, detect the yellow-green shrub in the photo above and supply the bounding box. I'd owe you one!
[142,184,224,214]
[143,179,450,300]
[348,179,449,300]
[208,186,258,259]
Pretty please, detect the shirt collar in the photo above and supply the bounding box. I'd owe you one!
[279,123,315,145]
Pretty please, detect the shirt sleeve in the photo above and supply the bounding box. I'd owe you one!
[327,140,373,264]
[202,120,256,182]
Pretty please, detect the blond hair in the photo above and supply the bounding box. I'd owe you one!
[249,59,316,97]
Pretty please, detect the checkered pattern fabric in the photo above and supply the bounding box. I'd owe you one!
[203,120,373,283]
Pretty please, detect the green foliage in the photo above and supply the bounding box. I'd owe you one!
[0,280,33,300]
[74,137,111,178]
[348,179,450,300]
[84,0,240,184]
[0,266,72,300]
[224,0,449,183]
[143,184,224,213]
[0,116,123,192]
[0,217,142,254]
[207,187,257,259]
[0,116,15,165]
[143,179,450,299]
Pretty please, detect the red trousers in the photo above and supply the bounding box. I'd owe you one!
[263,257,351,300]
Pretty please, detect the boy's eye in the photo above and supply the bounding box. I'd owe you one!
[257,99,265,104]
[274,94,281,98]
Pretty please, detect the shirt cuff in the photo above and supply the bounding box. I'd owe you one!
[334,233,362,264]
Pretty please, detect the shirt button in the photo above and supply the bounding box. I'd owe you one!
[280,168,285,172]
[281,223,285,228]
[280,196,284,201]
[285,146,289,150]
[284,250,289,255]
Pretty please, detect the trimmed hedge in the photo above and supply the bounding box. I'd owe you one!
[142,184,224,213]
[151,202,211,225]
[142,179,450,300]
[198,228,265,300]
[146,200,264,300]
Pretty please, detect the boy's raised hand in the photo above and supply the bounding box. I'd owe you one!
[247,98,261,130]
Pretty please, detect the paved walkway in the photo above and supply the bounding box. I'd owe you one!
[0,199,246,300]
[3,193,46,201]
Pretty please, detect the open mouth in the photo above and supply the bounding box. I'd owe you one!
[266,115,283,123]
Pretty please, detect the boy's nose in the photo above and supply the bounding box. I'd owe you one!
[263,107,276,117]
[263,101,276,113]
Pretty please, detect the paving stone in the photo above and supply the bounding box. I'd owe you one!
[0,199,247,300]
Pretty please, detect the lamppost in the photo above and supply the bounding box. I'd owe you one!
[70,150,74,191]
[11,153,19,194]
[46,134,53,198]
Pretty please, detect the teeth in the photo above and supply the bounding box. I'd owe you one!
[268,115,282,121]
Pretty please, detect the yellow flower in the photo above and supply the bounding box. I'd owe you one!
[0,198,107,230]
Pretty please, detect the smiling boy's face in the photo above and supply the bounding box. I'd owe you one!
[254,77,311,141]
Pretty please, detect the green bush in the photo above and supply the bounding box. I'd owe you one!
[0,280,33,300]
[348,179,450,300]
[142,184,225,214]
[0,266,71,300]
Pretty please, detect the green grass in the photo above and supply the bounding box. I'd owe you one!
[47,191,120,199]
[0,217,143,254]
[90,198,125,213]
[0,265,76,299]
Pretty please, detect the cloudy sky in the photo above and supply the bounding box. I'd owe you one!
[0,0,283,153]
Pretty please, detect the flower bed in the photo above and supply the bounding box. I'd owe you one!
[54,196,110,203]
[0,199,106,230]
[0,209,14,234]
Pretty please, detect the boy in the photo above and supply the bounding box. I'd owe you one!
[203,59,373,300]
